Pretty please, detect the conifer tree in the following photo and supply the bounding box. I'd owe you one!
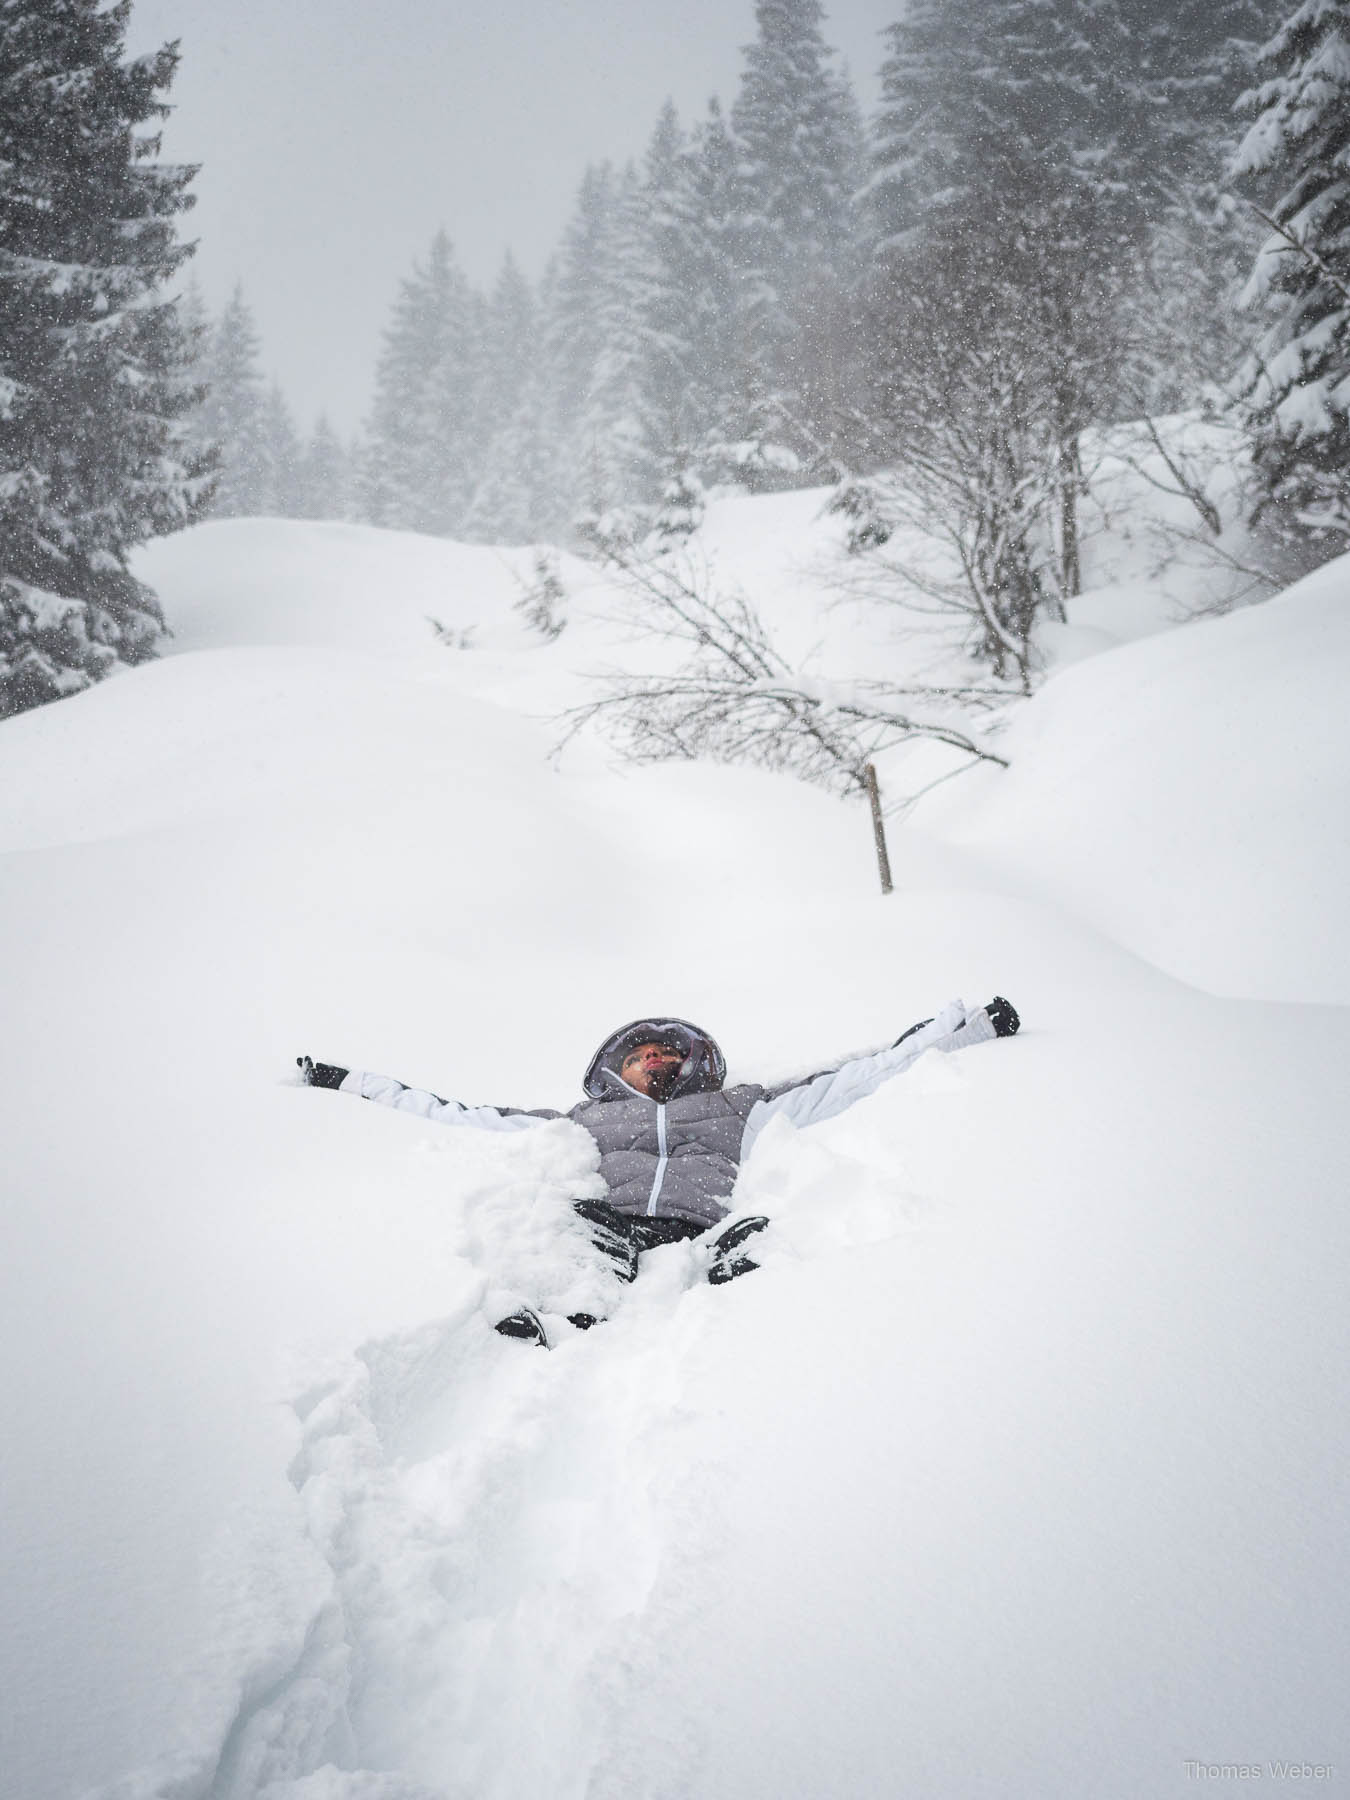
[683,102,749,460]
[472,254,535,466]
[634,101,696,470]
[640,99,749,480]
[465,390,557,544]
[866,0,1156,598]
[577,162,657,521]
[866,0,973,257]
[871,0,1154,254]
[1129,0,1281,176]
[1123,0,1280,413]
[362,230,477,535]
[538,163,651,530]
[177,274,213,385]
[196,286,269,516]
[1232,0,1350,548]
[295,415,350,520]
[422,266,484,532]
[730,0,864,466]
[464,255,551,543]
[544,167,618,479]
[0,0,205,717]
[258,382,302,516]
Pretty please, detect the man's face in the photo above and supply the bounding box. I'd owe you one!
[619,1040,686,1099]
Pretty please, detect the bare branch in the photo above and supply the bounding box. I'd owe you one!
[559,542,1011,801]
[1140,416,1223,537]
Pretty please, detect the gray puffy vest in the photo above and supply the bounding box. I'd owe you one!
[561,1080,768,1228]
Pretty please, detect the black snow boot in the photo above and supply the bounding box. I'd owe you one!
[495,1308,549,1348]
[706,1215,770,1286]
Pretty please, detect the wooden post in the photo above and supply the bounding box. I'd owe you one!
[864,762,894,896]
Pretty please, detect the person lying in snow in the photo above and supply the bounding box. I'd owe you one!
[298,995,1020,1347]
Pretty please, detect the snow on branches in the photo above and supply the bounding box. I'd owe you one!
[0,0,207,717]
[1232,0,1350,549]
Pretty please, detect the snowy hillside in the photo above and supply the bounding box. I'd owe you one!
[3,499,1348,1800]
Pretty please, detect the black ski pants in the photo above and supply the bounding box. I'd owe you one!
[571,1198,704,1283]
[571,1199,767,1286]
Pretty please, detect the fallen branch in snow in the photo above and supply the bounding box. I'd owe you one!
[559,539,1009,894]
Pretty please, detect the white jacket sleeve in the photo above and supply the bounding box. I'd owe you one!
[740,1000,997,1158]
[339,1070,560,1133]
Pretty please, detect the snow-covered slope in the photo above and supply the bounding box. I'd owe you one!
[2,510,1347,1800]
[916,555,1350,1002]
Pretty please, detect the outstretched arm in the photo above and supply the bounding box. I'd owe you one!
[741,998,1017,1156]
[296,1057,561,1132]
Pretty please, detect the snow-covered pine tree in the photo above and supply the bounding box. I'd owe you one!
[1114,0,1282,414]
[177,273,213,386]
[866,0,975,257]
[422,266,486,534]
[1232,0,1350,549]
[295,415,350,521]
[172,271,218,481]
[463,253,554,544]
[465,383,557,545]
[866,0,1155,600]
[729,0,864,473]
[992,0,1286,417]
[539,164,629,532]
[362,230,477,536]
[470,256,533,471]
[575,161,659,526]
[1127,0,1282,175]
[630,98,690,471]
[639,98,750,485]
[869,0,1160,305]
[258,381,302,517]
[196,286,269,516]
[0,0,205,717]
[680,102,750,460]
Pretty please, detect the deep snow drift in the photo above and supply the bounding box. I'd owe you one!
[2,496,1347,1800]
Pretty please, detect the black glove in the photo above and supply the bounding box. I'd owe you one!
[297,1054,350,1089]
[984,996,1020,1038]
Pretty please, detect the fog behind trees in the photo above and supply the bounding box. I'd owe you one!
[123,0,899,435]
[10,0,1350,720]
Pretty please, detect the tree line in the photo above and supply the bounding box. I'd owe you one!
[202,0,1350,577]
[5,0,1350,720]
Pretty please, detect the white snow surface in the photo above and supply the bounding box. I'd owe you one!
[2,503,1347,1800]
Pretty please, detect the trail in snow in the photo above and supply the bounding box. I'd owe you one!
[209,1115,947,1800]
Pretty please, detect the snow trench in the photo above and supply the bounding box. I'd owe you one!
[171,1111,926,1800]
[218,1257,707,1798]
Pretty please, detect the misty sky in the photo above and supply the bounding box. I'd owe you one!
[123,0,898,438]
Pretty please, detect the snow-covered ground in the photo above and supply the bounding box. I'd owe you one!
[3,490,1347,1800]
